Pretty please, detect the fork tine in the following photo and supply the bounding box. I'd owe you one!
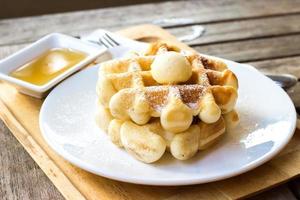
[102,35,115,47]
[98,33,120,48]
[104,33,120,46]
[87,39,101,46]
[99,37,110,48]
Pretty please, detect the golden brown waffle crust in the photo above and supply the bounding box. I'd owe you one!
[95,42,239,163]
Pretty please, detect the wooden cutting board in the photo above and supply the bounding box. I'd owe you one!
[1,24,300,200]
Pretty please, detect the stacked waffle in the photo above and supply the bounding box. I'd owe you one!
[96,42,239,163]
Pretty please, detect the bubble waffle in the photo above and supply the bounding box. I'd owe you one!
[96,42,239,163]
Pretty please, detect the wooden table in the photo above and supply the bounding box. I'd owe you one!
[1,0,300,199]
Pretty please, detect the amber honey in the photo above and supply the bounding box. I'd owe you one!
[10,48,87,86]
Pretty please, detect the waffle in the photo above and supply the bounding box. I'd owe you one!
[96,42,239,163]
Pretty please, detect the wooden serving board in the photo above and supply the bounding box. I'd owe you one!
[1,24,300,200]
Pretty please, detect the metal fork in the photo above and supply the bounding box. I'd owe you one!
[87,33,120,48]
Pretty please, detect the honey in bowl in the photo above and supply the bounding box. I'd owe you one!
[10,48,87,86]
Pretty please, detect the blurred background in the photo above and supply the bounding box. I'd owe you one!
[1,0,170,19]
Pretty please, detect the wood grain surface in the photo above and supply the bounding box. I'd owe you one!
[0,0,300,46]
[0,120,64,200]
[1,0,300,199]
[168,14,300,45]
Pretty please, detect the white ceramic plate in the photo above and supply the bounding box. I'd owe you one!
[40,45,296,186]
